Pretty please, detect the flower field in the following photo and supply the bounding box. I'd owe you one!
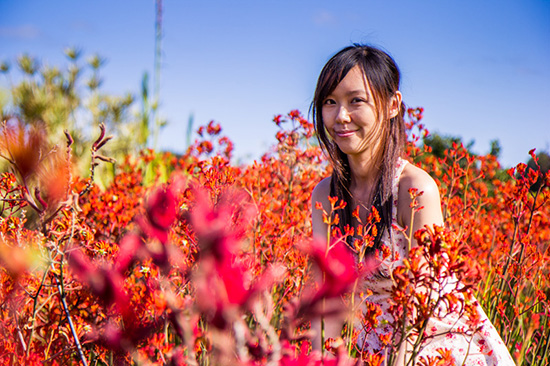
[0,108,548,365]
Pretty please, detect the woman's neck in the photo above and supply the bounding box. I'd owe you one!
[348,150,382,187]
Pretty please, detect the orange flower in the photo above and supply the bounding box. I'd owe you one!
[0,117,48,181]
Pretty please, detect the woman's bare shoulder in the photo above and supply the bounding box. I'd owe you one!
[311,177,333,211]
[312,177,332,200]
[311,177,332,238]
[399,162,439,196]
[397,162,443,228]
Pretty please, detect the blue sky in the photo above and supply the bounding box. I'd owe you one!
[1,0,549,167]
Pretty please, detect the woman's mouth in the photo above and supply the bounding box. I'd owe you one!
[335,130,356,138]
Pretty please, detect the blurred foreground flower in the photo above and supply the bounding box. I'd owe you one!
[0,117,47,182]
[306,238,359,302]
[68,250,129,313]
[186,186,274,328]
[0,117,71,214]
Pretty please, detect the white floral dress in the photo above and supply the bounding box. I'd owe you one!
[356,158,516,366]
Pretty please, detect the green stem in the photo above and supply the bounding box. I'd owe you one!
[347,279,359,356]
[489,213,520,321]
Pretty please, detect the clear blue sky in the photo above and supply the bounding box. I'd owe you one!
[1,0,549,167]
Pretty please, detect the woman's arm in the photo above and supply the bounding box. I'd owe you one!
[310,177,347,350]
[311,177,331,241]
[397,163,444,246]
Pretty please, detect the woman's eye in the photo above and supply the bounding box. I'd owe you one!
[323,99,335,105]
[351,97,365,103]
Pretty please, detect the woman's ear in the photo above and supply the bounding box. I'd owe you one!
[389,91,402,119]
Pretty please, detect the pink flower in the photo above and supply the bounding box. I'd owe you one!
[186,186,250,261]
[279,341,315,366]
[147,188,177,229]
[114,233,144,273]
[307,239,358,300]
[188,186,277,329]
[279,339,354,366]
[93,318,161,352]
[133,180,184,248]
[68,250,128,313]
[217,259,249,306]
[193,256,246,329]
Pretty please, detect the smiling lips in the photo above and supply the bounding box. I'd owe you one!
[335,130,356,138]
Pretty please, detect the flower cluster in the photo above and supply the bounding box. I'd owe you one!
[0,109,548,366]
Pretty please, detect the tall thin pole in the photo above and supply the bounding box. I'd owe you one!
[152,0,163,149]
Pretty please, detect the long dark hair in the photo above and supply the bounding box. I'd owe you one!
[311,44,407,251]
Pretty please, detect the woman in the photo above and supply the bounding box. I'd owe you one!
[310,45,515,365]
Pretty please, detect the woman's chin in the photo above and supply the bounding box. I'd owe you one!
[335,142,366,156]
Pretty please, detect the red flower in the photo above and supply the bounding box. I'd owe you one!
[289,110,301,119]
[273,114,284,126]
[198,140,214,154]
[136,184,179,245]
[206,120,221,135]
[146,186,177,231]
[218,136,234,159]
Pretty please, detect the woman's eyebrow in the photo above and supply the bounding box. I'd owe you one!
[328,89,367,97]
[346,89,367,95]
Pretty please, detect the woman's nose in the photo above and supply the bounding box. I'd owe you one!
[335,105,351,124]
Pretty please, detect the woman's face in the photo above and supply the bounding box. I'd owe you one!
[321,65,381,158]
